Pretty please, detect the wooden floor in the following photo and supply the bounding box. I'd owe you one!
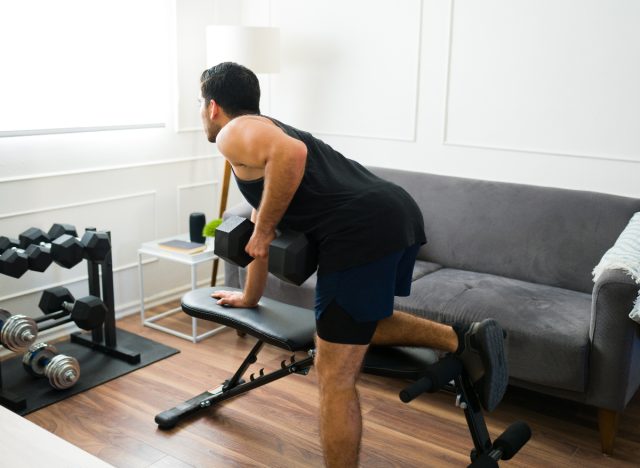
[23,301,640,467]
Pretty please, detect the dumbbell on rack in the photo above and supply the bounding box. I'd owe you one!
[0,236,52,278]
[0,224,112,277]
[214,215,318,286]
[37,286,107,332]
[22,342,80,390]
[22,224,112,267]
[0,287,106,352]
[0,309,38,352]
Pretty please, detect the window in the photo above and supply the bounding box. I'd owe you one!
[0,0,169,136]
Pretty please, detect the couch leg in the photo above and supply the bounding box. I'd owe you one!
[597,408,620,455]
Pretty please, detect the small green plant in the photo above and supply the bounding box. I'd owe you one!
[202,218,223,237]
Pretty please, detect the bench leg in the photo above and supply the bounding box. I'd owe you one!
[155,342,314,430]
[598,408,619,455]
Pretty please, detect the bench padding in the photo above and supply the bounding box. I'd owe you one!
[182,287,316,351]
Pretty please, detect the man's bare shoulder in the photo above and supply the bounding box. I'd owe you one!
[216,116,279,166]
[220,115,278,140]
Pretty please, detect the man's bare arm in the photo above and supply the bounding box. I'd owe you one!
[217,117,307,259]
[211,209,268,307]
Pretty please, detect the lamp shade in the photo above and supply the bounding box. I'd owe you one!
[206,25,280,73]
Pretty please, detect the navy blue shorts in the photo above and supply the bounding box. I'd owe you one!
[315,244,421,344]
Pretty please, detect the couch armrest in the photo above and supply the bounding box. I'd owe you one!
[587,268,640,410]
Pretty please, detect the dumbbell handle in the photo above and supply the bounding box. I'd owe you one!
[34,309,69,324]
[37,316,73,332]
[34,301,74,327]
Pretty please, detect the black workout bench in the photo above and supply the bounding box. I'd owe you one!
[156,287,530,467]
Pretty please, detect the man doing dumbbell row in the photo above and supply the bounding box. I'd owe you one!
[199,62,508,467]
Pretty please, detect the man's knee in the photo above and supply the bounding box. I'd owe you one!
[315,337,368,389]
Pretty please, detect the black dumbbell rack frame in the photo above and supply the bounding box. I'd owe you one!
[69,234,141,365]
[0,229,141,411]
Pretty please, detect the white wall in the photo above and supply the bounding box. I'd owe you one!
[0,0,238,322]
[1,0,638,326]
[245,0,639,196]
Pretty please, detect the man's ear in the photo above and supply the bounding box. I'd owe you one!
[208,99,219,119]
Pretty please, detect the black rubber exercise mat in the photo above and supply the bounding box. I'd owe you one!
[0,328,179,415]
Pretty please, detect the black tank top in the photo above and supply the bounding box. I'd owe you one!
[233,117,427,275]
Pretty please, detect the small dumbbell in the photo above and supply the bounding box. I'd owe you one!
[22,342,80,390]
[37,286,107,331]
[214,215,317,286]
[0,236,53,278]
[19,224,81,268]
[0,309,38,352]
[0,225,77,276]
[21,224,111,269]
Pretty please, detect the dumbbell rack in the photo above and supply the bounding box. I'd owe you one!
[0,230,148,413]
[68,234,141,365]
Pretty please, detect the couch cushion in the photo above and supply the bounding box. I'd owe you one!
[411,260,443,281]
[371,167,640,294]
[395,268,592,392]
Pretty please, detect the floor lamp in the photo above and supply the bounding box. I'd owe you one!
[205,25,280,285]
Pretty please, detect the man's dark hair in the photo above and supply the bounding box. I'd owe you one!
[200,62,261,117]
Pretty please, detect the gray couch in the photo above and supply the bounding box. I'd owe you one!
[223,167,640,454]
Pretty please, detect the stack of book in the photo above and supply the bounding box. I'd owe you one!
[157,239,207,255]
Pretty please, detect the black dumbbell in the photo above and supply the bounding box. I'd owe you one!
[22,342,80,390]
[0,236,53,277]
[21,224,111,269]
[38,286,107,331]
[0,225,77,275]
[0,309,38,352]
[0,225,79,272]
[214,215,317,286]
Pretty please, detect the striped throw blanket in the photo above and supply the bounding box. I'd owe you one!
[593,212,640,323]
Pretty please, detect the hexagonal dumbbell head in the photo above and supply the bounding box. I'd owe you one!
[80,231,111,261]
[18,227,50,249]
[0,236,20,254]
[268,231,318,286]
[39,286,75,315]
[213,215,255,267]
[50,234,84,268]
[71,296,107,330]
[0,249,29,278]
[25,244,53,272]
[47,223,78,241]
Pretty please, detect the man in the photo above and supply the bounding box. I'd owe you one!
[200,62,507,467]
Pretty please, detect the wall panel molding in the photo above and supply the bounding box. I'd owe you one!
[0,154,221,184]
[272,0,423,142]
[442,0,640,164]
[0,191,157,221]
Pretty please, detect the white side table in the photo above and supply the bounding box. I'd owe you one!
[137,234,225,342]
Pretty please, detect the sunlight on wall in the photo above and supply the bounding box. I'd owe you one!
[0,0,169,133]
